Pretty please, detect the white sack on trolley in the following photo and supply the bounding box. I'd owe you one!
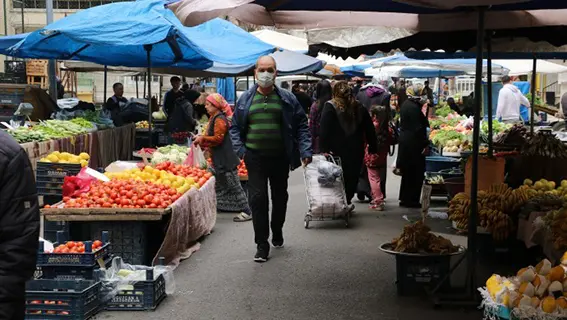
[304,155,348,217]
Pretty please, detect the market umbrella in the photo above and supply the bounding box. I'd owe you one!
[6,0,274,68]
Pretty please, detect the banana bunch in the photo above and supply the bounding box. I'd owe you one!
[479,208,512,241]
[448,193,471,230]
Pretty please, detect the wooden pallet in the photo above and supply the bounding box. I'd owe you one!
[41,202,172,222]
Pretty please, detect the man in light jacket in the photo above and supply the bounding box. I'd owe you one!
[496,76,531,124]
[230,56,312,263]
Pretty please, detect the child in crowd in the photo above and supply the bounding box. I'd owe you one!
[364,104,393,211]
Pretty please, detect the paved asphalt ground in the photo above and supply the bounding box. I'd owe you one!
[102,159,483,320]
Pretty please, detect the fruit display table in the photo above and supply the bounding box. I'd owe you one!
[40,177,217,266]
[20,124,136,171]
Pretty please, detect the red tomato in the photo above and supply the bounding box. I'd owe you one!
[93,240,102,248]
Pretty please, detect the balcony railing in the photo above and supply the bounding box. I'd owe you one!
[13,0,129,10]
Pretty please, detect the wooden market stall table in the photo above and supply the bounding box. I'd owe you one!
[20,123,136,171]
[40,177,217,266]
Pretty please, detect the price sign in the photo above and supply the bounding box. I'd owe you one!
[421,184,433,221]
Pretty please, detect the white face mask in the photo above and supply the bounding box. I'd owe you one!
[256,71,275,88]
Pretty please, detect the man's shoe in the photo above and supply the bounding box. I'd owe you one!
[272,238,284,248]
[254,247,269,263]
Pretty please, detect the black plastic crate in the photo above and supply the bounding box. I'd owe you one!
[39,256,113,281]
[37,231,110,267]
[88,222,147,265]
[37,186,63,197]
[394,254,451,296]
[104,271,167,311]
[44,221,70,243]
[36,162,82,179]
[25,279,101,320]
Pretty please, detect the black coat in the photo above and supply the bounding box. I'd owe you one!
[0,131,40,319]
[167,98,197,133]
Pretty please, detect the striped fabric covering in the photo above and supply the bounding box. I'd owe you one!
[245,92,285,155]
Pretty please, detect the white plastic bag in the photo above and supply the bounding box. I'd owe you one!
[98,256,175,303]
[304,155,348,218]
[317,160,342,187]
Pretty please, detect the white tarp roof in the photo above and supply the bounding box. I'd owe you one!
[306,27,415,48]
[492,59,567,76]
[315,53,359,67]
[251,30,308,53]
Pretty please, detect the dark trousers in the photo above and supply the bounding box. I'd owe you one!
[244,150,289,248]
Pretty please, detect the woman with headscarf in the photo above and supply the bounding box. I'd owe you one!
[193,93,252,222]
[395,84,430,208]
[319,81,378,211]
[309,80,332,154]
[167,89,200,134]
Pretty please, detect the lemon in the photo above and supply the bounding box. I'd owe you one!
[524,179,533,186]
[59,160,69,164]
[80,160,88,167]
[79,152,90,160]
[46,154,59,163]
[60,152,72,160]
[534,181,544,190]
[550,181,557,189]
[51,151,61,157]
[40,157,50,162]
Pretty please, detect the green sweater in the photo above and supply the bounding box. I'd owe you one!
[245,91,285,155]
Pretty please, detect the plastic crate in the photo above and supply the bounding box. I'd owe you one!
[25,279,101,320]
[43,221,70,243]
[36,162,82,178]
[39,256,113,281]
[425,156,461,173]
[394,254,451,296]
[37,231,110,267]
[88,222,147,265]
[104,271,167,311]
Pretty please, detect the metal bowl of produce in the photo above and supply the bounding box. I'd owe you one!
[379,243,466,257]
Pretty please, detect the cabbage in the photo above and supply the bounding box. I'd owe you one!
[150,150,188,165]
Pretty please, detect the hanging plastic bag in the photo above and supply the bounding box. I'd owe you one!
[192,145,207,169]
[184,140,195,167]
[62,167,98,197]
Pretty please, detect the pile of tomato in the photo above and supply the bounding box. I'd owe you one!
[53,179,181,209]
[237,159,248,177]
[154,161,212,187]
[47,239,103,254]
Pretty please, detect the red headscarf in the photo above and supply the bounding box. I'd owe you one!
[206,93,233,117]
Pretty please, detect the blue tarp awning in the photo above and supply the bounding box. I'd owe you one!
[0,33,27,55]
[6,0,274,69]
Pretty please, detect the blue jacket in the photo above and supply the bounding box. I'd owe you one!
[229,84,312,170]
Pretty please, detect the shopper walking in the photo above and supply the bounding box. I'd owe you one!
[396,84,430,208]
[319,81,378,210]
[308,80,332,154]
[364,105,393,211]
[230,56,312,263]
[0,131,40,320]
[193,93,252,222]
[356,82,391,201]
[496,75,531,124]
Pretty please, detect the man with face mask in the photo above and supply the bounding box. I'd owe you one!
[230,56,312,263]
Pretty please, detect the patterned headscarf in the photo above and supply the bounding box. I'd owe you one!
[406,83,426,101]
[331,81,354,112]
[206,93,233,117]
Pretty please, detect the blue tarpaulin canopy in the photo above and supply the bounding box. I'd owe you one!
[6,0,274,69]
[366,65,465,79]
[216,77,236,104]
[0,33,27,55]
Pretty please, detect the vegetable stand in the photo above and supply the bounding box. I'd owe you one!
[40,177,217,266]
[21,123,136,171]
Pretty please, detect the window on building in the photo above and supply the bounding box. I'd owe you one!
[13,0,126,10]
